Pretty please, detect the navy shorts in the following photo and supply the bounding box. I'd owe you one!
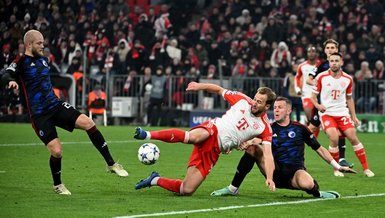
[273,164,306,190]
[31,102,81,145]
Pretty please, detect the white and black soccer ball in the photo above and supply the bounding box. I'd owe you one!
[138,143,160,165]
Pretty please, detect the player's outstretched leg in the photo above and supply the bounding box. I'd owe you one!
[134,127,148,140]
[135,171,160,189]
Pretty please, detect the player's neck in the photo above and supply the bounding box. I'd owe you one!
[330,70,342,78]
[276,118,290,126]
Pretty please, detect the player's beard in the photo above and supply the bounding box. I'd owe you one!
[32,48,44,58]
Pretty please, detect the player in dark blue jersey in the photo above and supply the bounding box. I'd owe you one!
[211,96,356,198]
[1,30,128,195]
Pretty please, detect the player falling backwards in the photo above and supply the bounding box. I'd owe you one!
[1,30,128,195]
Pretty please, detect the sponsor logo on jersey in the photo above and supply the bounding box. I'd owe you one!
[288,131,296,138]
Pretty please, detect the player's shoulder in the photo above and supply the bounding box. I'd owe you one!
[316,70,329,79]
[297,61,308,68]
[341,71,353,80]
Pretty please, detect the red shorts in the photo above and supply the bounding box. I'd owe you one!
[188,121,220,178]
[302,98,315,109]
[320,115,355,132]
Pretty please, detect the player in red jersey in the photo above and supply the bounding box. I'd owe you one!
[134,82,277,195]
[311,52,374,177]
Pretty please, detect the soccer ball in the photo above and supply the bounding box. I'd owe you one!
[138,143,160,165]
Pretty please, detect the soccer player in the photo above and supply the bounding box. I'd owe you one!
[294,46,320,127]
[1,30,128,195]
[306,39,353,173]
[211,97,357,198]
[311,52,375,177]
[134,82,277,195]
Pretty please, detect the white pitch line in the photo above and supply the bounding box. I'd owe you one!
[0,140,138,147]
[0,171,6,173]
[115,193,385,218]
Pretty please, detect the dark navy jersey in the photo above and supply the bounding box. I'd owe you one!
[271,121,321,167]
[309,60,329,78]
[3,55,61,117]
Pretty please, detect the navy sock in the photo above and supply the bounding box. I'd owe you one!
[338,137,346,159]
[231,152,255,188]
[306,180,320,197]
[87,126,115,166]
[50,155,62,186]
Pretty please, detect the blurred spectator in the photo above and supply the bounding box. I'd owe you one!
[112,39,130,75]
[231,58,247,91]
[373,60,384,80]
[0,44,14,68]
[147,66,167,126]
[270,41,291,69]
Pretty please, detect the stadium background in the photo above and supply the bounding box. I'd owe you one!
[0,0,384,127]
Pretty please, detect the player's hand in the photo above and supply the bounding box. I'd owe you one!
[238,141,251,150]
[339,166,357,174]
[352,117,360,127]
[7,81,19,90]
[265,179,276,192]
[186,82,199,91]
[317,104,326,113]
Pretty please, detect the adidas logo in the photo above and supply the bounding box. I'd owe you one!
[272,133,277,137]
[31,62,35,66]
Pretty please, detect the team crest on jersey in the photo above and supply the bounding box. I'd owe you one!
[252,122,260,129]
[288,131,296,138]
[42,60,48,67]
[340,82,346,88]
[39,130,44,137]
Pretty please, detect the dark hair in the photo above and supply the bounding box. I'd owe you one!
[275,96,292,108]
[330,52,343,58]
[323,39,339,48]
[257,87,277,105]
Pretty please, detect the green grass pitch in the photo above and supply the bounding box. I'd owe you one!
[0,123,384,217]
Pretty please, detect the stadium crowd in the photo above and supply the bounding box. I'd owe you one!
[0,0,384,117]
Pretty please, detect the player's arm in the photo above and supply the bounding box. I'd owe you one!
[315,146,357,173]
[262,141,276,191]
[306,75,315,86]
[346,95,360,126]
[294,67,302,95]
[2,68,19,90]
[310,92,325,113]
[304,126,357,173]
[186,82,224,95]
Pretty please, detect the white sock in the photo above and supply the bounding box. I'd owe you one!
[150,177,159,186]
[228,184,238,193]
[146,131,151,140]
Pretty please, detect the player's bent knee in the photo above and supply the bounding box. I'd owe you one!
[76,114,95,130]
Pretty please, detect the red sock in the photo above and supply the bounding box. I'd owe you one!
[353,143,369,170]
[157,177,183,193]
[150,129,188,143]
[313,128,320,138]
[328,146,339,163]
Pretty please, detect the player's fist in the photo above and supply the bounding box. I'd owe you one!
[7,81,19,90]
